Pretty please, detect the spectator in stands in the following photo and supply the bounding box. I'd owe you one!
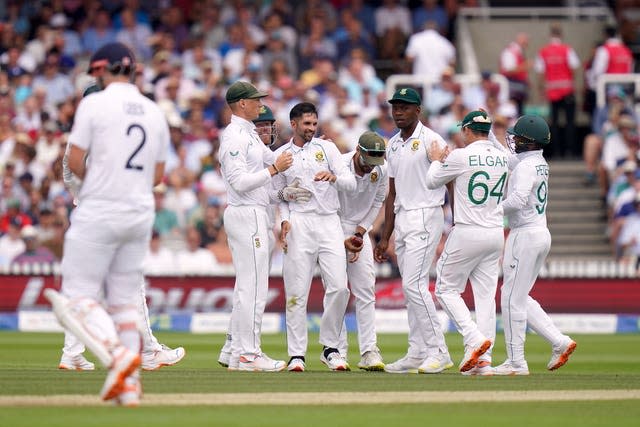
[413,0,449,36]
[262,31,299,82]
[425,66,459,116]
[375,0,411,62]
[32,50,74,111]
[618,193,640,268]
[152,183,179,237]
[335,102,368,152]
[142,229,177,276]
[12,95,42,134]
[500,32,531,115]
[0,217,25,267]
[49,13,82,59]
[587,25,633,101]
[11,224,56,265]
[116,7,153,61]
[535,24,580,158]
[298,15,337,73]
[34,120,61,168]
[175,226,221,275]
[156,5,190,54]
[294,0,338,35]
[41,214,66,260]
[334,11,374,64]
[181,34,223,86]
[405,20,456,82]
[194,197,224,249]
[601,115,639,196]
[81,7,117,55]
[191,5,225,51]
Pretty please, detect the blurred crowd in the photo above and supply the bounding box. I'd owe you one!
[0,0,640,274]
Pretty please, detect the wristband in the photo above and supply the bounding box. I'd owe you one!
[354,231,364,238]
[272,163,280,174]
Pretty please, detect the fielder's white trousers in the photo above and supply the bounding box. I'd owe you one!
[394,207,448,359]
[435,224,503,360]
[283,211,350,357]
[501,226,565,363]
[339,222,378,357]
[224,205,271,358]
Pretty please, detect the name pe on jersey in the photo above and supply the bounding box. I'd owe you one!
[535,164,549,176]
[468,154,508,168]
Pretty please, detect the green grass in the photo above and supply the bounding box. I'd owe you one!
[1,331,639,426]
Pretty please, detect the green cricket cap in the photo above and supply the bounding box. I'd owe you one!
[460,110,492,133]
[388,87,421,105]
[358,131,386,166]
[253,104,275,122]
[225,81,268,104]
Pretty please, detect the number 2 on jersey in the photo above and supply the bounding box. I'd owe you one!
[468,171,507,204]
[125,123,146,171]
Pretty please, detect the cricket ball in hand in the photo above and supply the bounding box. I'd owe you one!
[350,235,363,248]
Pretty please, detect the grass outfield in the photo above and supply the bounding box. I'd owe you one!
[0,331,639,426]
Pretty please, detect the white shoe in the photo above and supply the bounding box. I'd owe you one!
[59,354,95,371]
[141,345,185,371]
[218,350,231,368]
[459,339,492,373]
[357,350,385,371]
[100,347,141,401]
[461,360,494,376]
[418,353,453,374]
[548,339,577,371]
[227,354,239,371]
[238,353,286,372]
[384,355,424,374]
[493,360,530,376]
[287,357,306,372]
[320,350,349,371]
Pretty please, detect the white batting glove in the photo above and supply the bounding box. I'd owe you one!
[279,178,312,203]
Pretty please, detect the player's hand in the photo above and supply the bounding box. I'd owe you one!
[427,140,449,163]
[280,220,291,253]
[348,251,360,263]
[344,235,364,253]
[275,151,293,172]
[374,239,389,263]
[280,178,312,203]
[314,171,336,183]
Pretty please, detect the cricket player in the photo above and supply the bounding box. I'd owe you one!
[274,102,356,372]
[58,51,185,372]
[338,131,388,371]
[493,114,577,375]
[374,87,453,374]
[426,109,508,375]
[220,83,314,372]
[46,42,169,406]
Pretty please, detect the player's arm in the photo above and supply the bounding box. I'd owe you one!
[68,144,88,179]
[154,162,165,186]
[219,135,274,193]
[374,177,396,263]
[359,172,387,232]
[324,142,357,192]
[500,164,534,214]
[425,145,461,189]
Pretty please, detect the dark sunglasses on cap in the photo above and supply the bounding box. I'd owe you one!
[359,147,385,157]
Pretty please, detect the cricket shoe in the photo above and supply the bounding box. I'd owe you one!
[384,355,424,374]
[58,354,95,371]
[461,360,494,376]
[100,347,141,401]
[142,344,185,371]
[238,353,286,372]
[418,353,454,374]
[115,372,142,407]
[287,357,306,372]
[493,360,530,376]
[218,350,231,368]
[357,350,385,371]
[547,339,577,371]
[459,339,492,373]
[320,348,349,371]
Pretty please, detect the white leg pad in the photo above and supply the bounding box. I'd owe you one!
[45,289,117,367]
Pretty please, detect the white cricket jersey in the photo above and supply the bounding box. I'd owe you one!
[387,121,447,212]
[69,82,169,210]
[273,137,356,220]
[500,150,548,229]
[219,114,277,207]
[426,139,508,228]
[337,152,388,230]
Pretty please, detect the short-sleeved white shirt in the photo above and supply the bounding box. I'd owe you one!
[69,82,169,210]
[387,121,447,212]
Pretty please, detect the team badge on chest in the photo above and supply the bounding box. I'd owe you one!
[254,237,261,248]
[370,171,379,183]
[410,139,420,151]
[315,151,324,162]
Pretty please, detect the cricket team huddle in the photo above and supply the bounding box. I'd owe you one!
[46,37,576,407]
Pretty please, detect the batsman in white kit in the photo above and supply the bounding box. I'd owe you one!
[273,102,356,372]
[338,131,388,371]
[45,42,170,406]
[58,52,184,372]
[426,110,508,375]
[374,88,452,374]
[493,114,577,375]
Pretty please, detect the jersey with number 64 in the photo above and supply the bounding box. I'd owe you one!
[426,140,508,228]
[500,150,548,229]
[68,82,169,210]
